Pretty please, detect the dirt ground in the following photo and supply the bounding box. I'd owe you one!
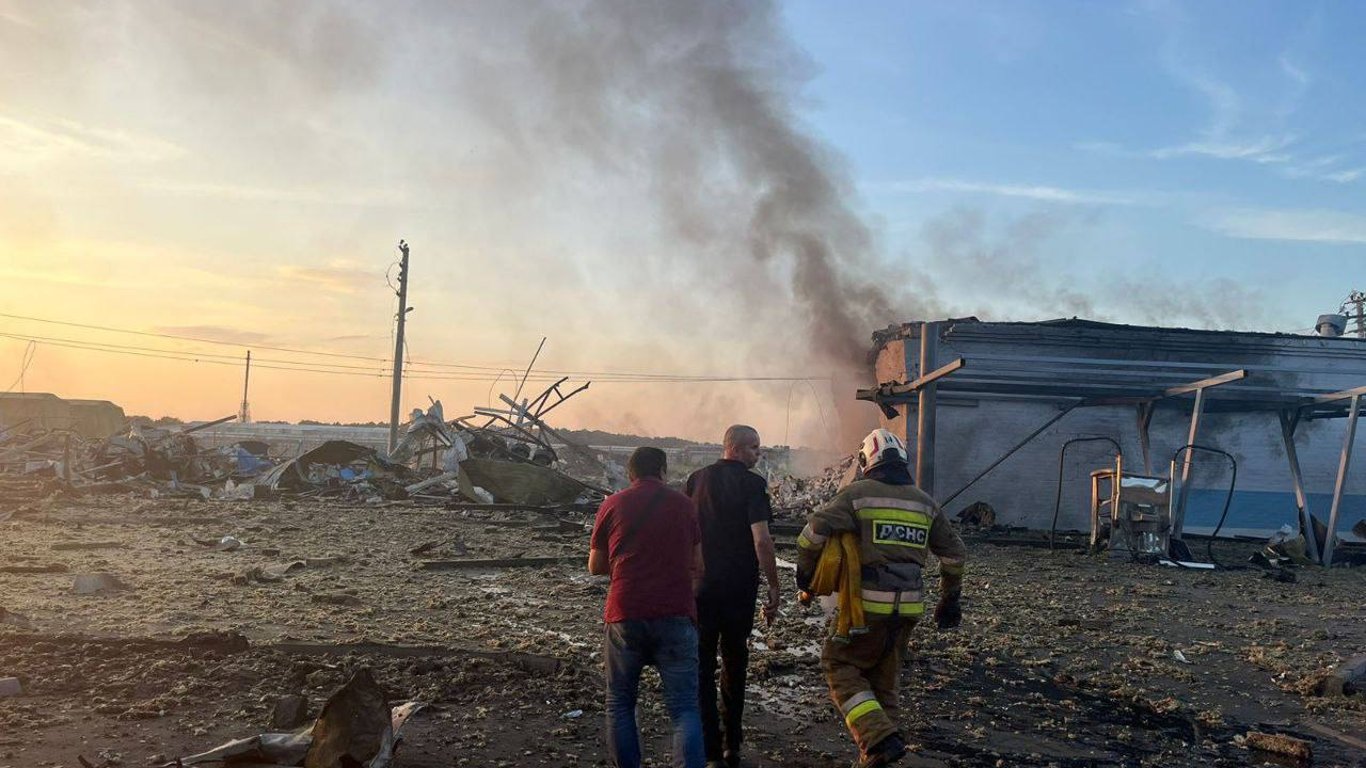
[1,494,1363,768]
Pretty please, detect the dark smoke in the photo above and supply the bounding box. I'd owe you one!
[922,206,1269,331]
[495,1,920,443]
[4,1,925,446]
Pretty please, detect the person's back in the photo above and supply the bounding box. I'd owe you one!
[686,425,779,768]
[589,447,705,768]
[596,477,699,623]
[796,429,966,768]
[688,459,769,592]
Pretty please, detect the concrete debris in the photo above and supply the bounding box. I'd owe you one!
[0,606,33,628]
[271,694,311,732]
[166,669,423,768]
[72,572,131,595]
[1310,654,1366,697]
[770,454,855,519]
[0,676,21,697]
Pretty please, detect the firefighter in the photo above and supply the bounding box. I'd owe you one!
[796,428,966,768]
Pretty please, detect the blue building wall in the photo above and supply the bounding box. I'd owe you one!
[873,320,1366,537]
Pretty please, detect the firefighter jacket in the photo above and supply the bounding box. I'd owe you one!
[797,478,966,619]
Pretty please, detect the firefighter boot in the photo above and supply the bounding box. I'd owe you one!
[853,732,907,768]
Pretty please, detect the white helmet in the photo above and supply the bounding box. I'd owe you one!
[858,428,908,470]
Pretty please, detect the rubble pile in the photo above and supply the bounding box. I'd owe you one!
[0,379,617,510]
[769,453,855,519]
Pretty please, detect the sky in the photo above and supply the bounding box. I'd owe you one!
[0,0,1363,447]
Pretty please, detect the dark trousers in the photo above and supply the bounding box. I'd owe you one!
[696,585,757,761]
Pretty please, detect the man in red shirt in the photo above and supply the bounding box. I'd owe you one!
[589,447,706,768]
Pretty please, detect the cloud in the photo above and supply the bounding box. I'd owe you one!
[1151,134,1295,162]
[0,113,185,167]
[1322,167,1366,183]
[1278,55,1311,88]
[1203,208,1366,244]
[1132,5,1344,174]
[140,179,412,207]
[276,263,376,294]
[885,178,1136,206]
[151,325,273,345]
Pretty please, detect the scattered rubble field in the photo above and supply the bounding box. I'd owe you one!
[2,495,1363,767]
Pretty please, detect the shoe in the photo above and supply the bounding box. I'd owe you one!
[854,733,908,768]
[723,749,742,768]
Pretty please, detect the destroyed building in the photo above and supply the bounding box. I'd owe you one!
[0,393,126,439]
[862,319,1366,555]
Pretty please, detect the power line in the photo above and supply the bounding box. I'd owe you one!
[4,340,37,393]
[0,311,826,381]
[0,331,827,384]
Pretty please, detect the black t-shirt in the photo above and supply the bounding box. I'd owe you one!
[686,459,772,592]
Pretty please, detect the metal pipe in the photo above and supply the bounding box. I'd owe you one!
[513,336,547,405]
[941,401,1081,507]
[1323,393,1360,567]
[1049,436,1122,551]
[1170,444,1238,568]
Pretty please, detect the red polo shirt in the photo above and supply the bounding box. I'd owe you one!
[591,478,700,623]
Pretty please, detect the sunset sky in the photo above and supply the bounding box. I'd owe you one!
[1,1,1363,447]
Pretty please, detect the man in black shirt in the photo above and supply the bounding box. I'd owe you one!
[686,425,780,768]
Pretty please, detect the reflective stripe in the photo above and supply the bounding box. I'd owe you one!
[863,601,926,616]
[845,699,883,727]
[940,559,965,575]
[839,690,879,716]
[852,496,934,514]
[798,524,827,550]
[861,593,926,616]
[862,588,923,604]
[856,507,931,526]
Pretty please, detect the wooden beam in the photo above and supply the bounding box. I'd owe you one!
[1162,369,1246,397]
[1309,384,1366,406]
[856,358,965,402]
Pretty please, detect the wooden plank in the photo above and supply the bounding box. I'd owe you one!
[419,555,580,570]
[1310,383,1366,405]
[0,563,69,574]
[855,358,965,401]
[1161,369,1247,397]
[1303,721,1366,752]
[268,641,562,674]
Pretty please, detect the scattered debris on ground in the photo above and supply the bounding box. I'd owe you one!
[2,483,1362,767]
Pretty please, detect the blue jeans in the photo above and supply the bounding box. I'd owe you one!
[604,617,705,768]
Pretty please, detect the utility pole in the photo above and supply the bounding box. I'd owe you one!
[388,240,412,454]
[1346,290,1366,338]
[238,351,252,424]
